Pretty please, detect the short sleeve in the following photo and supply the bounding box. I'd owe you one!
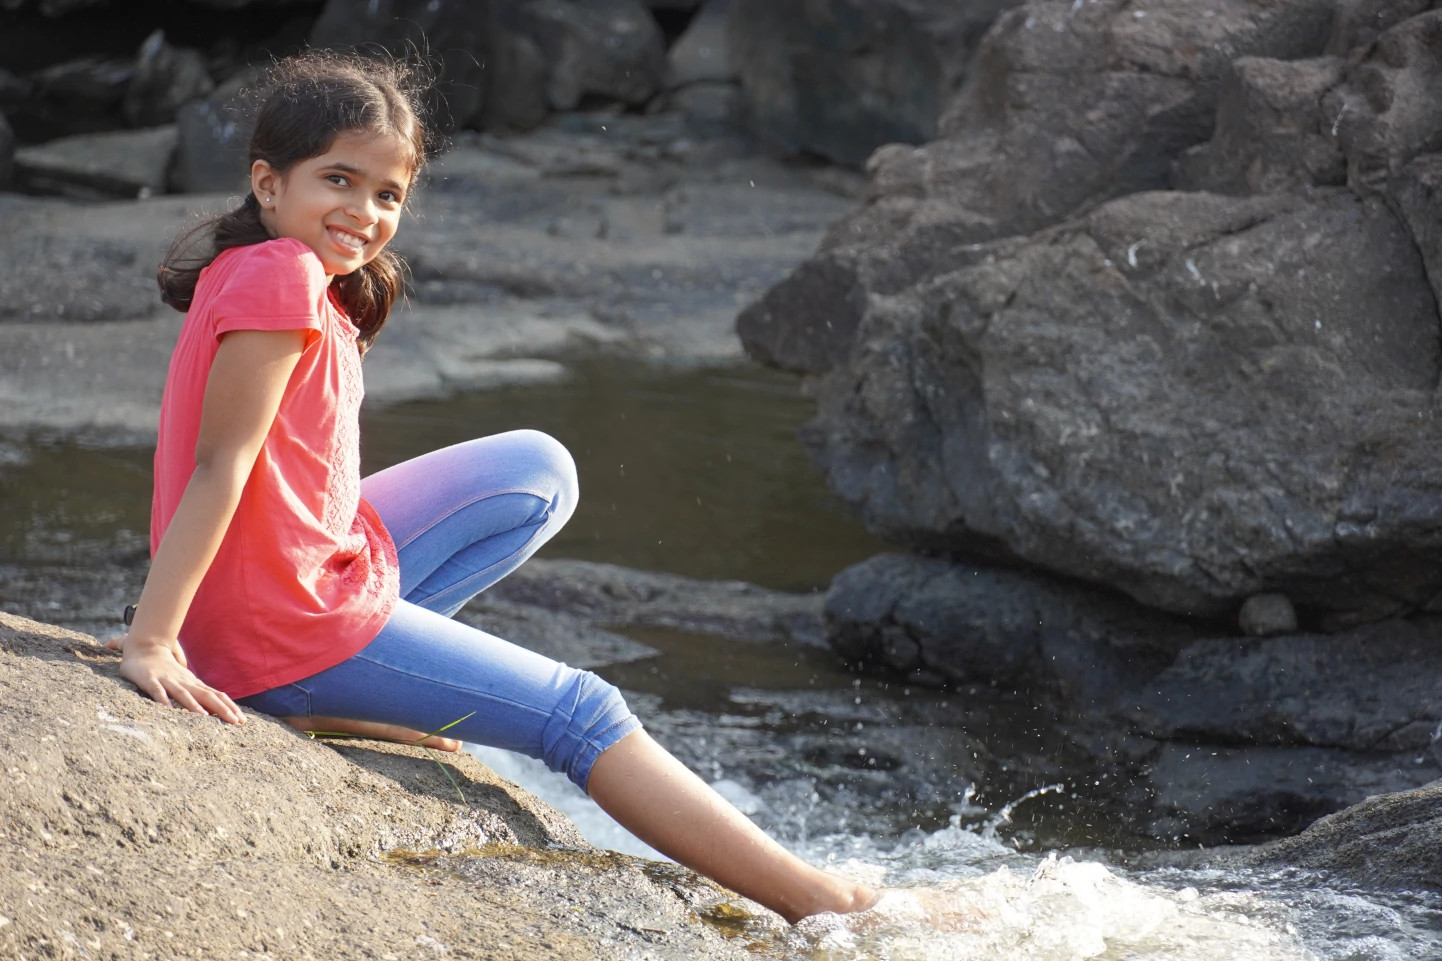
[212,238,328,339]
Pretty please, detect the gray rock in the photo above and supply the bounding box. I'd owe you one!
[169,69,256,194]
[825,553,1196,700]
[1391,152,1442,313]
[1145,743,1434,843]
[13,125,177,200]
[738,0,1338,373]
[802,188,1442,622]
[1174,56,1347,194]
[507,0,668,111]
[122,29,214,128]
[309,0,490,130]
[1122,620,1442,753]
[1325,0,1439,54]
[666,0,733,87]
[0,110,12,187]
[479,22,551,131]
[727,0,1017,168]
[1242,779,1442,891]
[1325,9,1442,197]
[1237,593,1298,636]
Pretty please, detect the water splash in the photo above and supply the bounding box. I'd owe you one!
[790,855,1318,961]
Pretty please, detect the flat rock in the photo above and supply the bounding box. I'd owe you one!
[14,124,177,200]
[0,610,765,959]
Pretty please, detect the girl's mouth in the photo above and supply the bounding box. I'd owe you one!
[328,227,367,251]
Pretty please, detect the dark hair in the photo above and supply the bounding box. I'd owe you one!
[158,50,433,350]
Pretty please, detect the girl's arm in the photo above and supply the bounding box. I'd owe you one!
[108,328,309,724]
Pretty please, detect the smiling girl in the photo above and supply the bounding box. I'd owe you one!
[108,50,877,924]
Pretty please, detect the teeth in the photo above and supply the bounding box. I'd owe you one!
[330,228,365,250]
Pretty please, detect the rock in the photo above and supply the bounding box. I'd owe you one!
[1326,0,1438,54]
[1237,593,1298,636]
[13,125,177,199]
[738,0,1339,373]
[1391,152,1442,313]
[802,188,1442,622]
[824,553,1196,699]
[727,0,1017,168]
[1241,780,1442,891]
[1325,9,1442,197]
[122,29,214,128]
[479,557,830,647]
[18,54,133,136]
[1145,743,1431,844]
[666,0,733,87]
[507,0,669,111]
[479,20,552,131]
[1122,620,1442,753]
[0,610,764,959]
[309,0,490,130]
[1174,56,1347,194]
[169,68,256,194]
[0,110,12,187]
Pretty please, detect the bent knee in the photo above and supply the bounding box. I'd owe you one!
[541,670,639,790]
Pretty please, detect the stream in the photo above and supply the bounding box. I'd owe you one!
[4,359,1441,959]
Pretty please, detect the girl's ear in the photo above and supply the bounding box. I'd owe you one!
[251,159,280,206]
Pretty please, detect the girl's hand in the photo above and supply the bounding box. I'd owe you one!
[105,633,246,725]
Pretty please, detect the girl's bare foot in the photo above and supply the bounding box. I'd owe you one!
[283,716,462,751]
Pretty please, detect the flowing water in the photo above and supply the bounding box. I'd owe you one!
[4,359,1441,959]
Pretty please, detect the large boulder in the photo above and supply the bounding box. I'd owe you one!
[738,0,1338,374]
[802,188,1442,623]
[309,0,492,130]
[0,110,13,187]
[726,0,1018,168]
[502,0,668,112]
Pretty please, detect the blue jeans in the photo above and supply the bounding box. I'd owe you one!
[238,430,641,791]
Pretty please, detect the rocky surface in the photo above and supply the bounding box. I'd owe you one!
[0,610,770,960]
[735,0,1442,844]
[727,0,1020,167]
[0,115,861,444]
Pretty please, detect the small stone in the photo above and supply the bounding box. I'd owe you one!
[1238,593,1298,637]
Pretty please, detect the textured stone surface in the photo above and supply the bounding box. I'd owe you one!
[805,188,1441,620]
[0,611,759,960]
[727,0,1018,167]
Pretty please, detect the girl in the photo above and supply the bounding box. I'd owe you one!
[107,50,877,924]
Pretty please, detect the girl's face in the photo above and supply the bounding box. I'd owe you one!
[251,130,414,279]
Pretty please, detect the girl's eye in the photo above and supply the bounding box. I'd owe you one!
[327,174,349,186]
[380,191,401,204]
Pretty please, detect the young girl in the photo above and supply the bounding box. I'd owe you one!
[107,50,877,924]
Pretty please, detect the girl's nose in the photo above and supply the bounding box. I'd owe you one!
[347,196,379,225]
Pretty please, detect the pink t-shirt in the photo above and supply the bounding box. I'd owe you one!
[151,237,399,699]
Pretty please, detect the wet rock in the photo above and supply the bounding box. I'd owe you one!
[1326,9,1442,197]
[667,0,733,87]
[1174,56,1347,194]
[727,0,1017,168]
[309,0,490,129]
[1122,620,1442,753]
[825,553,1197,701]
[738,0,1338,372]
[13,125,176,199]
[122,29,214,128]
[1237,593,1298,636]
[1144,743,1433,844]
[801,188,1442,622]
[0,610,762,958]
[1241,780,1442,892]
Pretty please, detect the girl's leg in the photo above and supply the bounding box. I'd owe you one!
[239,601,876,921]
[360,429,578,617]
[587,730,878,923]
